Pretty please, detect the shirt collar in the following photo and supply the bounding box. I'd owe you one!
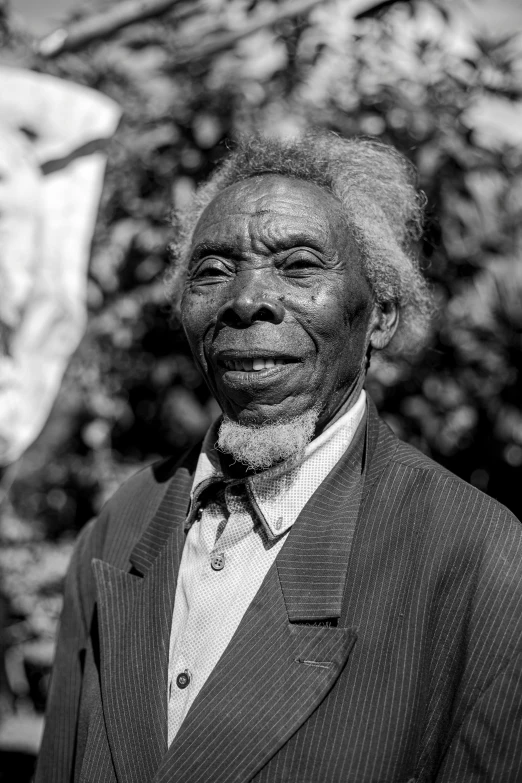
[187,390,367,539]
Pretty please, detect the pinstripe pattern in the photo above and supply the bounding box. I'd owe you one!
[36,399,522,782]
[77,692,115,783]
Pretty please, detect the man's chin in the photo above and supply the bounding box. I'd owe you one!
[217,406,320,472]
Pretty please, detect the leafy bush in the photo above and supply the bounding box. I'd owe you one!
[15,0,519,525]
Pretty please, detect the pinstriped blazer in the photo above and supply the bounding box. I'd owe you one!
[36,399,522,783]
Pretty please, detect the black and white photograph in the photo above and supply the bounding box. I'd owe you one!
[1,1,522,781]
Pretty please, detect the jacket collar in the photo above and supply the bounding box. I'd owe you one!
[128,445,199,577]
[127,394,394,580]
[127,395,395,578]
[185,390,367,541]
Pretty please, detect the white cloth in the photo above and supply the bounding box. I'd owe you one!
[167,391,366,744]
[0,67,121,465]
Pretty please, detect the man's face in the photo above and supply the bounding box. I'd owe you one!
[180,174,375,429]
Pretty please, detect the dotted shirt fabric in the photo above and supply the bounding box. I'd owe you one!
[167,391,366,745]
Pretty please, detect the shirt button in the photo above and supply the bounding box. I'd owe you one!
[210,552,225,571]
[176,670,191,689]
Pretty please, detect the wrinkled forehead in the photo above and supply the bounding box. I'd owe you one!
[190,174,348,252]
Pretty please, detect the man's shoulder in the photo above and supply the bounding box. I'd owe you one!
[366,401,513,522]
[391,433,500,495]
[375,429,522,694]
[108,453,181,511]
[82,446,201,570]
[391,434,473,489]
[382,428,520,547]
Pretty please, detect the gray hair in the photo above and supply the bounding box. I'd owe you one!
[166,132,433,353]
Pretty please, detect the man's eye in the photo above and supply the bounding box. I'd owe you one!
[280,251,322,275]
[190,258,232,282]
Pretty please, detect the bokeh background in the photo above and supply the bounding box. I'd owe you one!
[1,0,522,778]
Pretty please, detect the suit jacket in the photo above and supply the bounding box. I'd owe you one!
[36,399,522,783]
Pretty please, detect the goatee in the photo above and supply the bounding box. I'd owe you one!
[216,407,320,472]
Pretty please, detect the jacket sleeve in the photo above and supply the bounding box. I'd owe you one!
[35,517,99,783]
[435,650,522,782]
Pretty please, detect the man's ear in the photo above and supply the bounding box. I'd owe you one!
[368,301,399,351]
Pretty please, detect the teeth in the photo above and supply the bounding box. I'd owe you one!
[224,357,287,371]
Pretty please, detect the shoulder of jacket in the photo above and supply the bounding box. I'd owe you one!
[76,446,200,571]
[384,436,520,536]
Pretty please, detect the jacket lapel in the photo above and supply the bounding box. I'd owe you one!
[92,461,194,783]
[153,420,367,783]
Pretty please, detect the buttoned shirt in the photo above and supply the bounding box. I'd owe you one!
[167,390,366,744]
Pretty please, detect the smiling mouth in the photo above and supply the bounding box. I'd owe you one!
[220,356,294,372]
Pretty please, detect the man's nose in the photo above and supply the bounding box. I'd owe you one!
[216,272,285,327]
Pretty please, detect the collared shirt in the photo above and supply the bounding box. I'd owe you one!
[167,390,366,744]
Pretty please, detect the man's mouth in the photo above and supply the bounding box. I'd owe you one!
[220,356,291,372]
[212,349,307,401]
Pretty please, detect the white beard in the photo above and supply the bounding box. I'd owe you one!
[216,407,320,472]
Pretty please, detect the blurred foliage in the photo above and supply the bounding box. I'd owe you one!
[1,0,522,731]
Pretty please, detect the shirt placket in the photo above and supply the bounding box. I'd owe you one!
[167,487,255,743]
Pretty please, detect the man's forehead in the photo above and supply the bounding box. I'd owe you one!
[193,174,345,243]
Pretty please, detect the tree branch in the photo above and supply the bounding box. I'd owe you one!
[37,0,393,60]
[170,0,328,67]
[167,0,398,69]
[37,0,182,57]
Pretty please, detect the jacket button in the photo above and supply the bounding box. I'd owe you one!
[176,670,191,689]
[210,552,225,571]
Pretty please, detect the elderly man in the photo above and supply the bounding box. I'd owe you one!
[37,133,522,783]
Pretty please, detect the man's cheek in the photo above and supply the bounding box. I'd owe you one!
[181,295,208,339]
